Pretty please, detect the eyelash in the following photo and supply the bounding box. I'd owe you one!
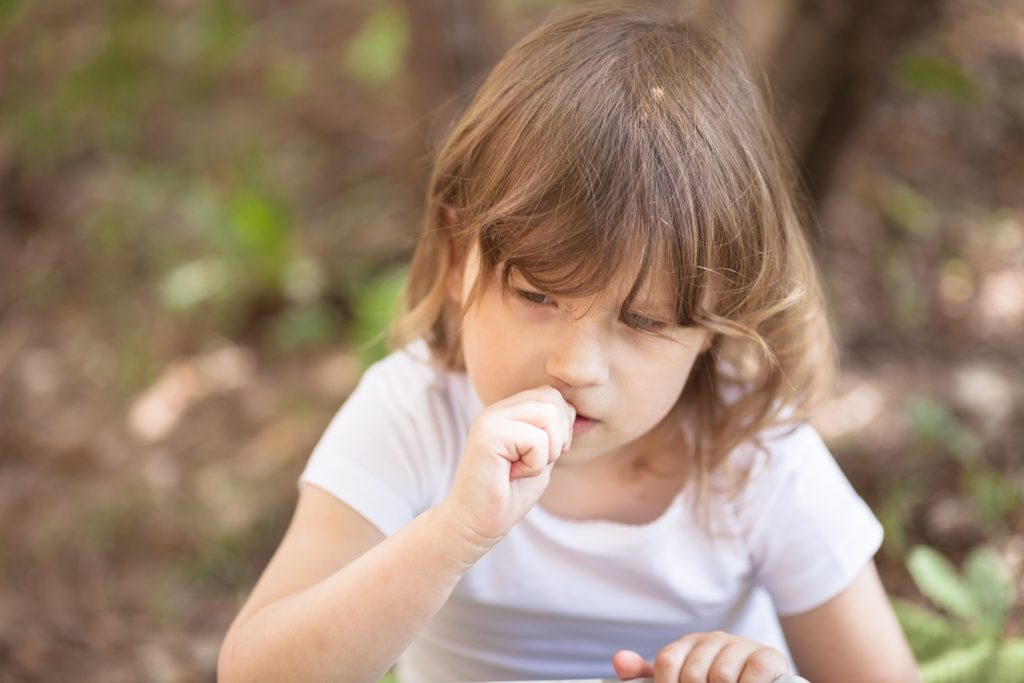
[514,289,670,333]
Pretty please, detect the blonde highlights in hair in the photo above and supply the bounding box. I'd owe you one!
[390,0,837,530]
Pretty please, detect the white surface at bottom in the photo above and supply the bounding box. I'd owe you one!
[482,677,809,683]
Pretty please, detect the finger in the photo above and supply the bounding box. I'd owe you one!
[707,643,755,683]
[737,648,789,683]
[496,421,550,480]
[521,385,574,452]
[677,637,725,682]
[652,640,695,682]
[488,416,545,463]
[611,650,653,680]
[499,399,568,463]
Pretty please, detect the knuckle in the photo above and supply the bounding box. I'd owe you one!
[474,411,497,431]
[709,669,734,683]
[653,647,681,671]
[708,653,744,683]
[680,661,706,683]
[745,648,786,675]
[536,430,552,452]
[538,384,564,402]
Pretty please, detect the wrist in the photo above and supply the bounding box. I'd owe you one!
[429,501,503,566]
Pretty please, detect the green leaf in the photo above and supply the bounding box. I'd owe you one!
[899,52,983,106]
[920,640,999,683]
[199,0,248,69]
[963,546,1015,638]
[344,4,409,86]
[226,187,293,286]
[161,257,235,311]
[350,266,408,367]
[989,640,1024,683]
[876,179,939,235]
[0,0,29,33]
[965,469,1022,532]
[271,304,341,351]
[892,598,967,663]
[878,475,925,559]
[907,545,980,623]
[904,395,981,465]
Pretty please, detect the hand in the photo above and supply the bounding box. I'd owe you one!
[442,385,575,547]
[612,631,790,683]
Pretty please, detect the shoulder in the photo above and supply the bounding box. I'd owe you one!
[722,418,884,614]
[355,339,474,420]
[745,419,831,481]
[719,418,845,517]
[338,338,483,455]
[362,338,447,395]
[299,339,477,534]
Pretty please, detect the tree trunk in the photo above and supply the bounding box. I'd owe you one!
[767,0,947,212]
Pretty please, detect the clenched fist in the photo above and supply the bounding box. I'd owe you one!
[441,385,575,548]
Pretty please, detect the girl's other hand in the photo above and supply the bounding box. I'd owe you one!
[612,632,791,683]
[441,385,575,549]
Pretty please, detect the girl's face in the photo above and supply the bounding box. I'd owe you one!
[448,243,711,469]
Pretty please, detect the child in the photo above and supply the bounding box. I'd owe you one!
[219,2,921,682]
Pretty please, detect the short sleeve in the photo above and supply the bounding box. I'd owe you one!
[730,423,884,616]
[298,350,455,536]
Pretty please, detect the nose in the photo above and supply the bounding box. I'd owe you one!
[544,320,610,389]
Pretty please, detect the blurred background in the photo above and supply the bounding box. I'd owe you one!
[0,0,1022,680]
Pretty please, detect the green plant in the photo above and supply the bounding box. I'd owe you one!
[877,473,926,559]
[349,265,408,367]
[905,395,980,466]
[904,394,1021,534]
[344,2,409,89]
[895,544,1024,682]
[898,52,984,106]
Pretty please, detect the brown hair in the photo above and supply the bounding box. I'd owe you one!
[390,0,837,529]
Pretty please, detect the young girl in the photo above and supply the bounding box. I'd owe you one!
[219,3,921,682]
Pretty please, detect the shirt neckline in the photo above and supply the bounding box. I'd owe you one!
[527,484,692,544]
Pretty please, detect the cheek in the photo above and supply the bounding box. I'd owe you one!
[461,300,534,406]
[629,347,698,407]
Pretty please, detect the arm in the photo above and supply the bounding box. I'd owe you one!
[218,385,575,683]
[217,483,493,683]
[779,560,922,683]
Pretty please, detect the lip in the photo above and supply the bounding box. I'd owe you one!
[572,415,598,436]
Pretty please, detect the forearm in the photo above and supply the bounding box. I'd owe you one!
[218,504,493,683]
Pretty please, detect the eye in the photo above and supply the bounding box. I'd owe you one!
[515,289,555,306]
[621,312,670,333]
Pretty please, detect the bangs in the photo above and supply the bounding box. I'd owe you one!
[478,199,711,329]
[463,80,729,328]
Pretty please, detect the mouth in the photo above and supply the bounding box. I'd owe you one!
[572,414,599,436]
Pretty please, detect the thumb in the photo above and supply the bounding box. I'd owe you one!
[611,650,653,680]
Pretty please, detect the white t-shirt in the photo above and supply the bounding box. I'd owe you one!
[298,340,884,682]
